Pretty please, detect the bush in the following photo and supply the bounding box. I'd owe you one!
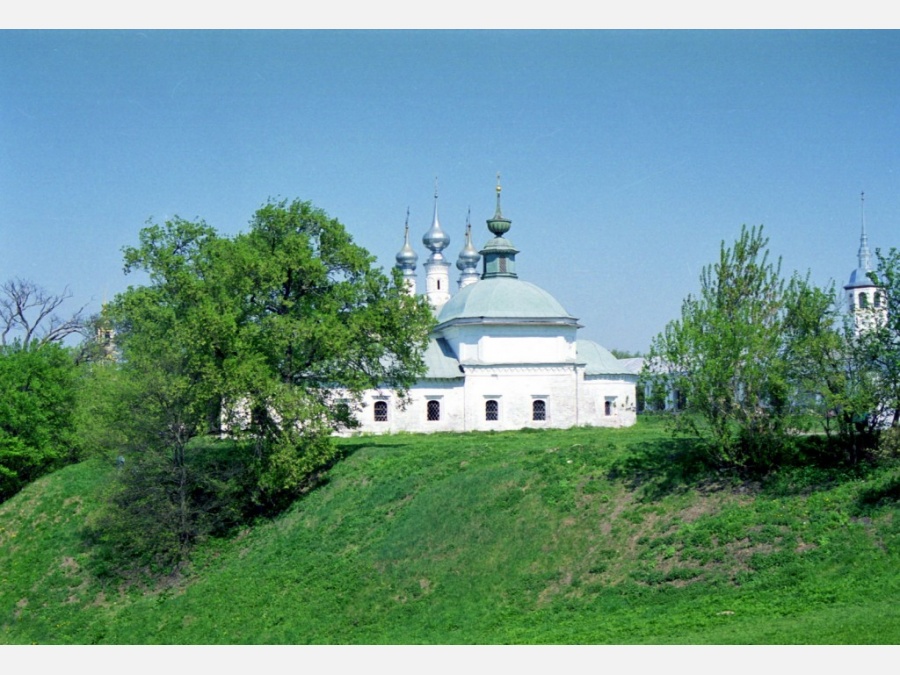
[0,343,78,501]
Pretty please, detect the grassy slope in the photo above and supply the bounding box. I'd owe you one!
[1,418,898,644]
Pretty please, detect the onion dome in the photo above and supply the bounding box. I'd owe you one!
[422,183,451,261]
[456,217,481,272]
[395,209,418,270]
[486,174,512,237]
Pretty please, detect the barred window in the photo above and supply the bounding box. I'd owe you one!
[485,399,499,421]
[532,399,546,421]
[374,400,388,422]
[427,399,441,421]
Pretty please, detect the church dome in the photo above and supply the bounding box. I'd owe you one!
[456,225,480,271]
[846,267,876,289]
[395,235,418,267]
[436,276,577,325]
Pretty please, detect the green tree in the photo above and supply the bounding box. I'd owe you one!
[646,225,802,470]
[97,199,434,567]
[781,280,884,463]
[0,342,79,500]
[868,247,900,429]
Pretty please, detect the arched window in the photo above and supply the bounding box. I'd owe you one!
[427,399,441,421]
[604,400,612,416]
[875,292,882,308]
[485,399,499,421]
[859,292,869,308]
[374,400,388,422]
[532,399,546,421]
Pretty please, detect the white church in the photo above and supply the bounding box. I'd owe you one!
[347,181,639,434]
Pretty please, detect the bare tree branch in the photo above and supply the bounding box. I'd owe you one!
[0,278,87,349]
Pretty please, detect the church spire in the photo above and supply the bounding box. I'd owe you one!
[858,191,872,272]
[394,208,418,295]
[845,191,885,335]
[486,172,512,237]
[422,178,451,261]
[456,208,481,289]
[480,174,518,279]
[422,179,452,309]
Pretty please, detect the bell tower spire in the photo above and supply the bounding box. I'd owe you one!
[456,208,481,289]
[844,191,885,334]
[394,207,418,295]
[422,178,452,309]
[858,191,873,272]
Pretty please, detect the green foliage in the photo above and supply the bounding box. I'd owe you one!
[647,226,799,469]
[2,422,898,644]
[95,198,434,571]
[868,246,900,428]
[645,224,899,470]
[0,343,79,501]
[780,280,884,463]
[85,438,252,578]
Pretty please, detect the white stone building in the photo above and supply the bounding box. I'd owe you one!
[348,182,638,434]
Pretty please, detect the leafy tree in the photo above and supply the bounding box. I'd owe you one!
[0,342,79,500]
[868,247,900,429]
[0,278,86,501]
[96,199,433,567]
[646,225,804,470]
[781,280,884,463]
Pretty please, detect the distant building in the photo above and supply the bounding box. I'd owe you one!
[845,192,887,334]
[347,180,638,433]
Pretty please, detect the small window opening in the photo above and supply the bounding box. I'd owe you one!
[427,399,441,421]
[485,399,499,421]
[859,292,869,309]
[374,400,388,422]
[604,400,612,416]
[532,399,546,421]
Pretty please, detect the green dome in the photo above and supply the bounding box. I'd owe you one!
[437,277,577,325]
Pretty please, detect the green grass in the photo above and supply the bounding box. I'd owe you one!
[1,417,898,644]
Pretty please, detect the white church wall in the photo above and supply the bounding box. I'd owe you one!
[442,323,578,365]
[461,364,580,431]
[344,366,639,436]
[348,380,466,435]
[579,375,638,428]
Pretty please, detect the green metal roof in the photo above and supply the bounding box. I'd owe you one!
[421,337,464,379]
[576,339,634,376]
[436,277,577,326]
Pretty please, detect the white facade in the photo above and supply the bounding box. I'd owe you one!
[354,183,638,435]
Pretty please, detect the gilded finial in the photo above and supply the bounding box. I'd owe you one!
[493,172,504,219]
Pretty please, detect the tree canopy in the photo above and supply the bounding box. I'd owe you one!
[93,199,434,567]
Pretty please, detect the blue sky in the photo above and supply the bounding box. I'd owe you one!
[2,29,899,353]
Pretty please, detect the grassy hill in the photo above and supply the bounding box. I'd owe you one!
[1,417,898,644]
